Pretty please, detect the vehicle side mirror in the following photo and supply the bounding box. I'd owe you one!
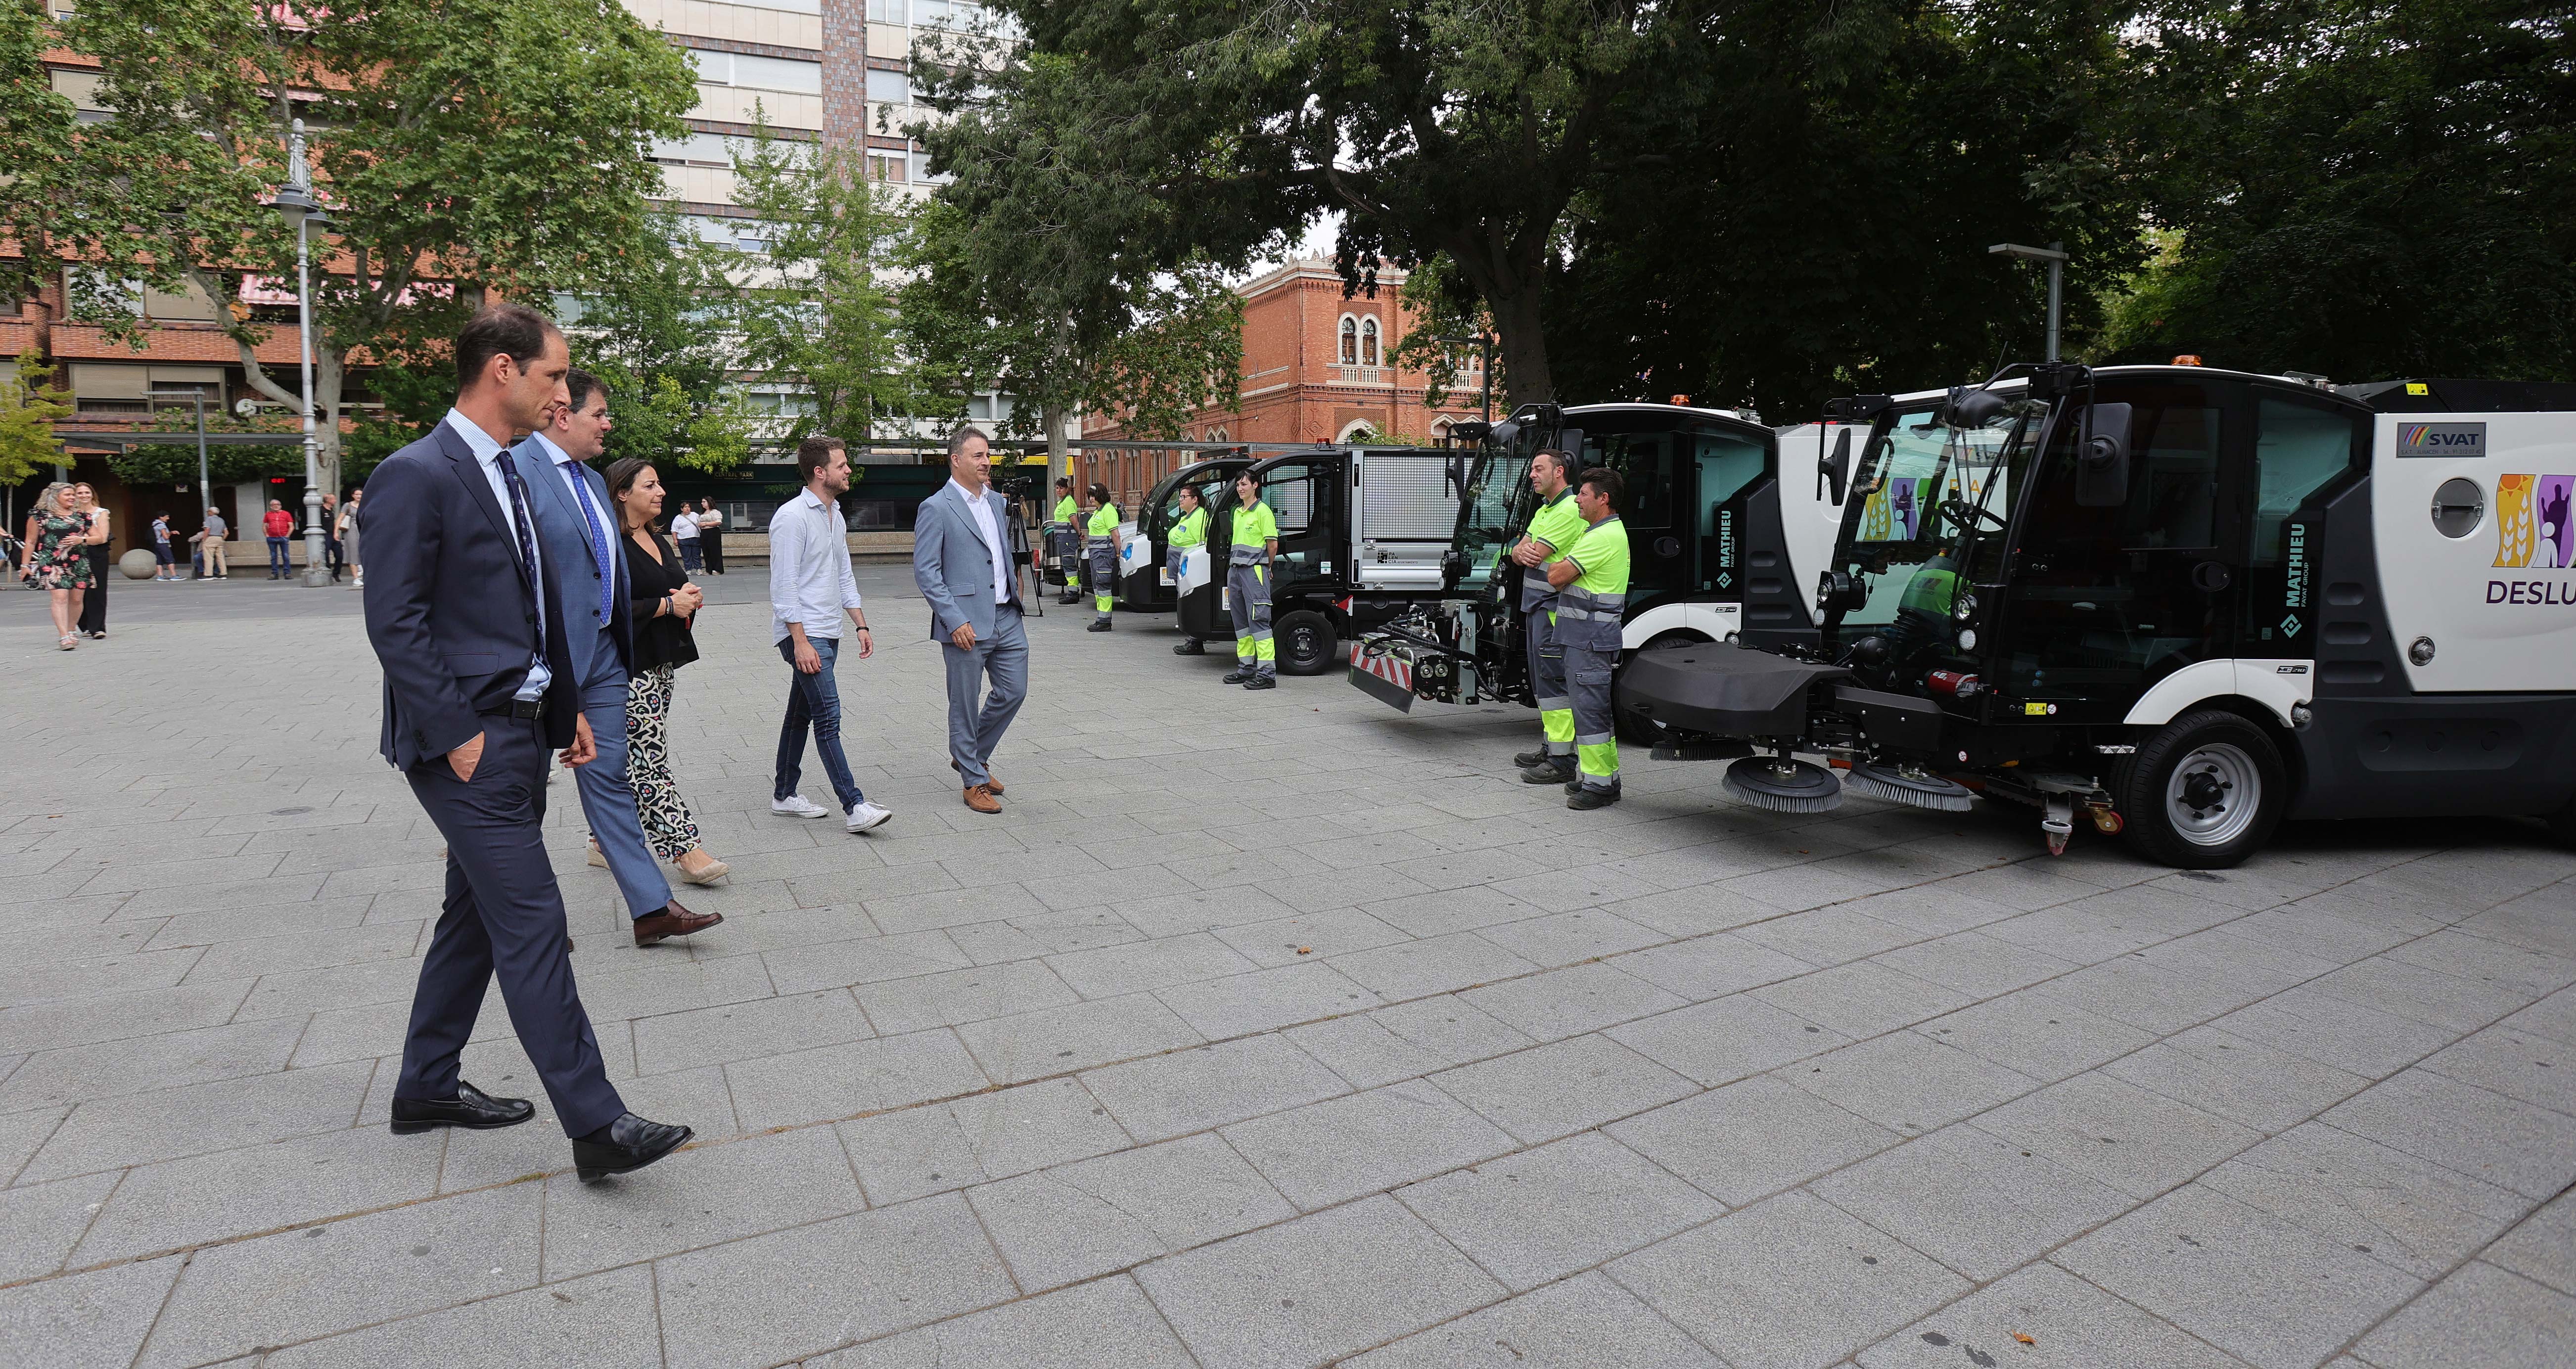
[1820,428,1851,505]
[1556,430,1584,465]
[2075,402,2132,508]
[1446,454,1464,497]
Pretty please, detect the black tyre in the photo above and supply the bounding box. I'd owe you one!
[2117,709,2288,869]
[1275,609,1337,676]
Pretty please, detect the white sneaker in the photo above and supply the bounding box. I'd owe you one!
[844,800,893,833]
[772,795,831,819]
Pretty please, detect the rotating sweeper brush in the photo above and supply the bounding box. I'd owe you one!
[1843,760,1976,813]
[1722,755,1844,814]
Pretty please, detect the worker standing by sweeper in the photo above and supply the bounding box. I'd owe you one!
[1548,466,1631,810]
[1167,482,1212,655]
[1508,449,1588,785]
[1050,476,1082,604]
[1084,483,1120,631]
[1223,468,1280,689]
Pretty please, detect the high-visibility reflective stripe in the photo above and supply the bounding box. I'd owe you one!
[1575,731,1614,746]
[1251,630,1274,642]
[1556,607,1594,621]
[1534,695,1572,712]
[1230,546,1269,564]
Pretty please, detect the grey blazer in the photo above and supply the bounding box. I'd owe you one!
[512,436,633,684]
[913,484,1023,641]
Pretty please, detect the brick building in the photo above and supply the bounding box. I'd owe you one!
[1073,257,1488,510]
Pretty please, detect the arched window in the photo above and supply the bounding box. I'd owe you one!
[1359,316,1380,367]
[1338,316,1359,365]
[1210,427,1229,442]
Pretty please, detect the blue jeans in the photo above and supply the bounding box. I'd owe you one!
[776,636,865,812]
[266,536,291,575]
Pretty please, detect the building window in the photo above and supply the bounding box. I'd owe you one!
[1359,316,1380,367]
[866,152,907,182]
[867,0,906,21]
[865,68,911,104]
[1338,315,1358,365]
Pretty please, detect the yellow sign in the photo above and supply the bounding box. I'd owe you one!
[2406,382,2429,396]
[2024,701,2050,716]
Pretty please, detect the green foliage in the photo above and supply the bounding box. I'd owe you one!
[101,403,303,485]
[0,349,72,485]
[0,2,92,311]
[2099,0,2575,380]
[727,128,921,445]
[1384,256,1496,412]
[571,218,757,473]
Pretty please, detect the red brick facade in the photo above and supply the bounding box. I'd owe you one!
[820,0,869,149]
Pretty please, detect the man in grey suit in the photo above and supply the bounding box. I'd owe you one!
[914,427,1027,815]
[515,369,718,948]
[363,304,689,1182]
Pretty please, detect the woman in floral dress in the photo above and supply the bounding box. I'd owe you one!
[23,482,98,650]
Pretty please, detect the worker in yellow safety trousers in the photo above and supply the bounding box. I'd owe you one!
[1223,469,1280,690]
[1508,448,1588,784]
[1050,477,1082,604]
[1084,482,1120,631]
[1545,466,1631,809]
[1167,482,1212,655]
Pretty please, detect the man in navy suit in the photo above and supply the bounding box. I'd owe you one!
[362,304,689,1182]
[515,369,719,947]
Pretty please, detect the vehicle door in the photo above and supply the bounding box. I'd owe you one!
[1578,426,1685,617]
[1262,456,1339,595]
[1992,376,2252,718]
[1693,427,1769,597]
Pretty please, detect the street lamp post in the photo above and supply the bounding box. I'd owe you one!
[271,118,331,586]
[143,388,212,561]
[1987,241,2069,362]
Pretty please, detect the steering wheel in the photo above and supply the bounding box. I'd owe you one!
[1939,497,2005,534]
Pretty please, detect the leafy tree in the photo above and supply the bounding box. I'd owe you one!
[2101,0,2574,379]
[569,219,755,473]
[924,0,1719,408]
[105,408,304,486]
[0,348,72,485]
[64,0,696,501]
[0,2,85,313]
[727,129,921,447]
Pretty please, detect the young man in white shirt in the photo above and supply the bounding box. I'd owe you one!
[768,435,892,832]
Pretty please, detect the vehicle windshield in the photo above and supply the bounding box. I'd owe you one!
[1455,422,1539,592]
[1827,392,2041,648]
[1143,462,1237,539]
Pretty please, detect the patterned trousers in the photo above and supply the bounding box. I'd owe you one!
[624,664,702,862]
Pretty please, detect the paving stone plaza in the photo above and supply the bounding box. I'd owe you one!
[2,569,2572,1369]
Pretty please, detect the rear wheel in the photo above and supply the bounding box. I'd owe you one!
[2117,710,2287,869]
[1275,609,1337,676]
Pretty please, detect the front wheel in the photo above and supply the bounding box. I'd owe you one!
[2116,710,2287,869]
[1274,609,1337,676]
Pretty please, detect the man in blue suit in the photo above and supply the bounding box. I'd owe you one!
[914,427,1027,815]
[515,369,718,947]
[362,304,689,1182]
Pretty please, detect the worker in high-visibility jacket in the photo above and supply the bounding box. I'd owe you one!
[1544,466,1632,809]
[1049,477,1082,604]
[1167,482,1212,655]
[1223,469,1281,689]
[1083,483,1120,631]
[1508,449,1587,784]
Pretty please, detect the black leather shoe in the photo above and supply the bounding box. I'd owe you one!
[1520,758,1577,785]
[391,1081,535,1134]
[1173,640,1205,655]
[1087,619,1113,632]
[1221,667,1253,684]
[1567,783,1623,811]
[1514,747,1552,769]
[572,1112,693,1182]
[1242,676,1277,690]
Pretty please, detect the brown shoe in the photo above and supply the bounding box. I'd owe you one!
[633,901,724,947]
[962,783,1002,815]
[950,759,1004,795]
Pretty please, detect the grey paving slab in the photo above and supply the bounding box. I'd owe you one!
[1047,930,1263,999]
[953,991,1206,1084]
[1815,1122,2132,1279]
[655,1192,1017,1369]
[1081,1034,1349,1142]
[1977,1070,2260,1199]
[1472,907,1669,968]
[2420,1024,2576,1116]
[849,958,1080,1034]
[759,930,981,996]
[0,979,252,1055]
[20,1057,375,1183]
[966,1133,1296,1290]
[1785,1029,2041,1136]
[1858,1260,2252,1369]
[1606,930,1816,1001]
[1872,927,2080,997]
[1458,961,1687,1042]
[1606,992,1854,1087]
[2483,1191,2576,1297]
[814,1275,1199,1369]
[74,1124,445,1264]
[1912,988,2160,1083]
[1734,905,1922,966]
[2201,1121,2532,1280]
[723,1027,991,1131]
[260,1266,660,1369]
[1751,958,1975,1038]
[2211,986,2462,1080]
[837,1075,1130,1205]
[2056,1183,2426,1369]
[1608,1072,1899,1206]
[0,1255,182,1369]
[2104,1023,2374,1133]
[1222,1079,1518,1210]
[1610,1189,1972,1369]
[2353,1261,2576,1369]
[1394,1131,1722,1291]
[2503,983,2576,1047]
[1155,959,1380,1037]
[1135,1193,1507,1369]
[631,987,874,1074]
[1433,1034,1698,1144]
[1342,1271,1723,1369]
[134,1181,544,1369]
[0,1170,116,1282]
[1328,930,1544,1000]
[0,1015,306,1113]
[543,1125,865,1279]
[2321,1067,2576,1201]
[1210,905,1413,967]
[2310,953,2538,1034]
[1282,1012,1449,1088]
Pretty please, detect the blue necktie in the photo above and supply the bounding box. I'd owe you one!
[493,447,545,649]
[567,465,615,624]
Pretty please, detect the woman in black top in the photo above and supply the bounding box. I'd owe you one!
[606,457,727,886]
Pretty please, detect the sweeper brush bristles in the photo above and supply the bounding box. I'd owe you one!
[1844,766,1976,812]
[1720,756,1845,814]
[1721,775,1845,813]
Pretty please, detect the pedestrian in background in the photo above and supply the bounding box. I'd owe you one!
[194,506,229,579]
[263,499,295,579]
[24,483,95,650]
[321,491,343,582]
[71,483,109,638]
[694,498,724,575]
[1167,482,1211,655]
[768,434,892,833]
[671,502,701,573]
[336,489,364,588]
[609,458,729,885]
[152,512,179,581]
[1083,482,1119,631]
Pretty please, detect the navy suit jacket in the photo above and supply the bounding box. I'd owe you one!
[362,421,579,770]
[513,436,634,684]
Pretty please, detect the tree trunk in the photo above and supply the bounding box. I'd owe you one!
[1043,398,1068,492]
[315,343,344,499]
[1441,240,1555,409]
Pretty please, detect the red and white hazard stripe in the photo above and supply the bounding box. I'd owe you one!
[1349,642,1413,692]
